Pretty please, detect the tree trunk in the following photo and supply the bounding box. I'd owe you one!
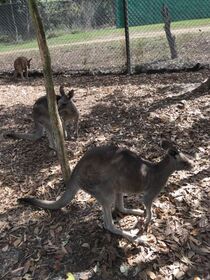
[26,4,31,39]
[28,0,71,185]
[10,0,19,42]
[161,4,178,59]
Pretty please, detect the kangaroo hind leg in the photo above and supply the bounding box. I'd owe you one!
[94,188,137,242]
[115,193,144,216]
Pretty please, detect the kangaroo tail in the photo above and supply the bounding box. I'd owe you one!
[5,131,31,140]
[4,131,17,139]
[5,122,44,141]
[18,178,79,210]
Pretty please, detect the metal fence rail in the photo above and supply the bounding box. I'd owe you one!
[0,0,210,75]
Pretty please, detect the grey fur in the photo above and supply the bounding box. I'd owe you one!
[18,141,193,243]
[5,85,79,150]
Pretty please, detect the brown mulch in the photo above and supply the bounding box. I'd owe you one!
[0,71,210,280]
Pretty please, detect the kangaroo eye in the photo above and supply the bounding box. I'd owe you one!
[168,149,179,157]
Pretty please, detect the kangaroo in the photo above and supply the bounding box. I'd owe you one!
[5,86,79,150]
[18,140,193,243]
[14,56,32,79]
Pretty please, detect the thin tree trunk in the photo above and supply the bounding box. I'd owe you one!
[28,0,71,185]
[162,4,178,59]
[10,0,19,42]
[26,4,30,39]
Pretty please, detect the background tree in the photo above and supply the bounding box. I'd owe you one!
[162,4,178,59]
[10,0,19,42]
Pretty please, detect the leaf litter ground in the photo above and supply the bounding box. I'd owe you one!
[0,71,209,280]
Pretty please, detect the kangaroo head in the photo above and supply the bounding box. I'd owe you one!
[58,86,75,111]
[67,89,74,99]
[59,85,66,97]
[161,140,193,171]
[27,58,32,69]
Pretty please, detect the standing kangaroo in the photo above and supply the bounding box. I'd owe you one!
[5,86,79,150]
[18,140,193,243]
[14,56,32,79]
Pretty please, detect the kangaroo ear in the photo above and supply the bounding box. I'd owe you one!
[68,89,74,99]
[168,147,179,157]
[161,139,173,150]
[161,139,179,157]
[59,85,66,96]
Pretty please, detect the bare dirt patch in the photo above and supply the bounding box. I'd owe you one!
[0,71,210,279]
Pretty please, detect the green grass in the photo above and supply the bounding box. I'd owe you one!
[0,18,209,53]
[130,17,210,32]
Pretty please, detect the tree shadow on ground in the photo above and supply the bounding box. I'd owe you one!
[147,87,210,113]
[0,200,126,279]
[78,88,209,279]
[1,191,209,280]
[1,104,57,176]
[1,73,209,279]
[0,103,75,193]
[1,69,209,89]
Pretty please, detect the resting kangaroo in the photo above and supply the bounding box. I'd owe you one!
[14,56,32,79]
[18,140,193,243]
[5,86,79,149]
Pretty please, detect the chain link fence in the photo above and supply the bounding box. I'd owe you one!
[0,0,210,75]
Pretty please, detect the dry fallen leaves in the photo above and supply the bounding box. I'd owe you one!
[0,72,209,279]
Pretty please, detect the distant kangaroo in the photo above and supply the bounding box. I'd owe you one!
[5,86,79,150]
[14,56,32,79]
[18,140,193,243]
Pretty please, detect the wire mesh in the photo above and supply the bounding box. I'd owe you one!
[128,0,210,71]
[0,0,210,75]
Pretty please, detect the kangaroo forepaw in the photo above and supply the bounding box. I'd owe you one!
[133,235,149,246]
[131,218,144,230]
